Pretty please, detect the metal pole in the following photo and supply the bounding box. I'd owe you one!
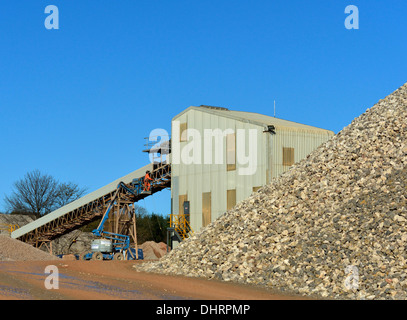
[132,212,139,260]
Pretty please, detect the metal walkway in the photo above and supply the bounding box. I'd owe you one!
[11,162,171,247]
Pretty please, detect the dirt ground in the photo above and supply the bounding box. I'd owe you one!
[0,260,305,300]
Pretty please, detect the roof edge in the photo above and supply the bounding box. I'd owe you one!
[172,106,334,134]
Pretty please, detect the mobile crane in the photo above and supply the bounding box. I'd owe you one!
[80,182,144,261]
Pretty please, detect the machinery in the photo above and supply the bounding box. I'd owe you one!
[80,182,144,261]
[12,149,171,255]
[81,232,143,261]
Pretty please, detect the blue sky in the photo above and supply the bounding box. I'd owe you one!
[0,0,406,215]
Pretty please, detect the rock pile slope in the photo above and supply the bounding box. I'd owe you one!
[137,83,407,300]
[0,213,34,235]
[0,235,59,261]
[139,241,168,260]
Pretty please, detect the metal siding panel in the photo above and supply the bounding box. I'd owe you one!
[175,107,335,232]
[271,128,333,178]
[171,175,179,215]
[178,106,335,136]
[234,121,265,207]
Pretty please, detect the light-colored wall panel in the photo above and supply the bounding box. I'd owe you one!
[171,107,334,232]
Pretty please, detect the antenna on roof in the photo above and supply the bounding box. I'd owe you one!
[274,100,276,118]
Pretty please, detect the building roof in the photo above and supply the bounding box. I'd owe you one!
[172,105,334,135]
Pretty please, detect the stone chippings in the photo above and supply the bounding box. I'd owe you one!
[0,235,59,261]
[136,83,407,300]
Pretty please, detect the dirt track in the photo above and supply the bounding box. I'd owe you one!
[0,260,304,300]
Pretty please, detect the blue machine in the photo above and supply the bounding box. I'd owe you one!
[80,182,144,261]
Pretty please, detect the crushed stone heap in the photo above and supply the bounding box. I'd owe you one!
[0,235,59,261]
[136,82,407,300]
[139,241,168,260]
[0,213,34,236]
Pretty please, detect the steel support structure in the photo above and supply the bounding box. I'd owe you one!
[17,163,171,248]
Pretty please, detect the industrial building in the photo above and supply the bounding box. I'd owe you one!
[170,105,334,233]
[11,104,334,255]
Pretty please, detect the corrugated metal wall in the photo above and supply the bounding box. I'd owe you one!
[171,109,268,232]
[171,108,334,232]
[270,128,333,178]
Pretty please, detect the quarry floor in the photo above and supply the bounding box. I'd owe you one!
[0,260,303,300]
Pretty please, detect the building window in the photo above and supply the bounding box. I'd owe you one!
[227,189,236,211]
[253,186,261,193]
[180,122,187,142]
[283,147,295,166]
[226,133,236,171]
[202,192,211,227]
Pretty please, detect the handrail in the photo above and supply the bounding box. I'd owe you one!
[170,214,194,240]
[0,223,20,234]
[13,162,171,247]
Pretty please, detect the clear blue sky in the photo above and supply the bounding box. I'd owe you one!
[0,0,406,215]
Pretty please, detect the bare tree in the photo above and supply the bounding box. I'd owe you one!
[4,170,87,218]
[54,182,87,208]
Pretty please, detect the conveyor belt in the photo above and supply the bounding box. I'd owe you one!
[11,162,171,246]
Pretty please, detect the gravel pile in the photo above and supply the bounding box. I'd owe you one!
[0,235,59,261]
[139,241,168,260]
[0,213,34,235]
[136,82,407,300]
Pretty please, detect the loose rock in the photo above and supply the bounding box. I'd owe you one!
[136,82,407,300]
